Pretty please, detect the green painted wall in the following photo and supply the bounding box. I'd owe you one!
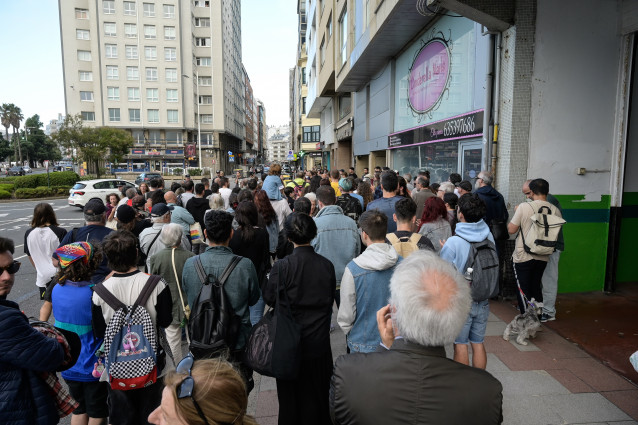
[554,195,610,293]
[616,192,638,283]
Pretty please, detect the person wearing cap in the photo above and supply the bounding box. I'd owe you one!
[55,199,113,285]
[336,178,363,223]
[0,236,76,425]
[140,203,190,272]
[457,180,473,197]
[50,242,109,424]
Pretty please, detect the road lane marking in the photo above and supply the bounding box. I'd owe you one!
[14,254,28,260]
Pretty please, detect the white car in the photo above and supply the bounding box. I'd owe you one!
[22,165,32,173]
[68,179,137,209]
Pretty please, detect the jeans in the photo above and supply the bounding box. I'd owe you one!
[513,259,547,313]
[191,242,207,255]
[249,294,265,326]
[541,250,561,317]
[455,299,490,344]
[164,323,183,365]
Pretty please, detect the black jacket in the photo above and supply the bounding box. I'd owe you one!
[263,246,336,358]
[330,339,503,425]
[475,185,508,225]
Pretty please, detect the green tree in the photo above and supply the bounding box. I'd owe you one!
[21,115,61,166]
[9,105,23,164]
[0,134,11,162]
[0,103,21,162]
[53,114,134,178]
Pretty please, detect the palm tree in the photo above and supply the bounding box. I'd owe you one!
[9,105,23,164]
[0,104,12,160]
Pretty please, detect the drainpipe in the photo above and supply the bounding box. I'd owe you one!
[481,29,495,172]
[491,33,502,174]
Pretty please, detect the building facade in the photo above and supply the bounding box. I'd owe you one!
[59,0,246,174]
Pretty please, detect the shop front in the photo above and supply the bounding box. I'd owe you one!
[390,16,488,184]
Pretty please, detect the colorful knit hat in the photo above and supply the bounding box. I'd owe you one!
[55,242,94,269]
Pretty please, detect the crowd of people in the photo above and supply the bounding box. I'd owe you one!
[0,164,565,424]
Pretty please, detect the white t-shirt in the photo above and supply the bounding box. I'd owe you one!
[219,187,232,209]
[270,199,292,231]
[24,226,67,287]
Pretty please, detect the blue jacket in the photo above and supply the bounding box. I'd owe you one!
[167,203,195,239]
[0,299,65,425]
[311,205,360,286]
[366,196,403,233]
[440,220,494,273]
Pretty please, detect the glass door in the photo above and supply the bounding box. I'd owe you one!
[458,139,483,188]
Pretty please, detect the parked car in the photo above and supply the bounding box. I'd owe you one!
[68,179,137,209]
[135,172,162,185]
[22,165,32,174]
[254,164,264,174]
[7,166,25,176]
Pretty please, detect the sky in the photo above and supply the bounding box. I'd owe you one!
[0,0,297,129]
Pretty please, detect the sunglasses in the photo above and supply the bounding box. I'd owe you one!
[0,261,20,275]
[176,355,210,425]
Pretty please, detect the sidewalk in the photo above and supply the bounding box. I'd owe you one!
[247,302,638,425]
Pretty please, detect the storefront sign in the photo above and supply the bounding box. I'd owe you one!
[408,39,451,114]
[309,151,322,158]
[388,109,484,149]
[131,149,145,155]
[148,149,161,156]
[165,149,184,155]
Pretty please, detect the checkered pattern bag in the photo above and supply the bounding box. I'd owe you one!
[94,275,161,391]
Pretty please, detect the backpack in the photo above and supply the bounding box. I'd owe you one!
[386,233,421,258]
[94,275,162,390]
[336,194,363,222]
[521,203,566,256]
[189,255,242,359]
[458,236,499,302]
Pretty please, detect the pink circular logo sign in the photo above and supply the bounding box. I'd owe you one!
[408,39,451,114]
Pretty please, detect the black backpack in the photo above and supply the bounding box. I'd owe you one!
[458,236,499,301]
[188,255,242,359]
[336,194,363,223]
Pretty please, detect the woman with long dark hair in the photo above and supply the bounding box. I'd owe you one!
[418,196,452,253]
[263,213,335,425]
[24,202,67,320]
[254,189,279,256]
[397,176,412,199]
[356,180,374,209]
[306,175,322,194]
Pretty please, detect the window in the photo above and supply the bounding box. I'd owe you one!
[108,108,120,122]
[303,125,320,142]
[148,109,160,123]
[195,0,210,6]
[200,114,213,124]
[195,18,210,27]
[128,87,140,101]
[166,89,178,102]
[81,111,95,121]
[103,1,115,14]
[145,46,157,60]
[105,44,117,58]
[164,26,176,40]
[338,94,351,119]
[339,8,347,66]
[106,65,118,80]
[320,36,325,67]
[143,3,155,17]
[107,86,120,101]
[146,67,158,81]
[75,8,88,19]
[124,23,137,38]
[80,91,93,101]
[79,71,93,81]
[302,97,306,114]
[104,22,116,37]
[146,88,159,102]
[196,57,211,66]
[326,13,332,42]
[167,109,178,123]
[76,29,90,40]
[165,68,177,82]
[123,1,136,15]
[301,66,306,85]
[195,37,210,47]
[77,50,91,61]
[163,4,175,18]
[198,76,211,86]
[144,25,156,39]
[199,95,212,104]
[164,47,176,61]
[126,66,139,81]
[129,109,141,122]
[125,45,138,59]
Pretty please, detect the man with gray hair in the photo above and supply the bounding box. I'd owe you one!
[330,250,503,424]
[412,176,435,223]
[140,203,190,272]
[475,170,508,239]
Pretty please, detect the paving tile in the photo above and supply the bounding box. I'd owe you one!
[486,353,512,373]
[485,320,507,336]
[489,300,519,323]
[502,394,563,425]
[492,370,571,396]
[532,329,591,359]
[602,389,638,421]
[559,357,637,392]
[544,393,632,423]
[484,335,519,354]
[255,390,279,418]
[546,369,595,393]
[609,421,638,425]
[488,311,501,322]
[495,350,562,371]
[260,376,277,392]
[509,338,541,352]
[256,416,278,425]
[247,374,260,416]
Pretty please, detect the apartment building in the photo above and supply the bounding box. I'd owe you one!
[59,0,245,174]
[256,100,267,164]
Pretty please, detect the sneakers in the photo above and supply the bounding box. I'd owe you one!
[540,313,555,322]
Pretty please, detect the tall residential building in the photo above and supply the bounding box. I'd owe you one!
[256,99,267,163]
[243,65,256,165]
[58,0,245,174]
[267,125,290,164]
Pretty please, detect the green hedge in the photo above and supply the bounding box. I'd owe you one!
[14,186,72,199]
[14,171,79,189]
[0,190,10,199]
[0,184,14,192]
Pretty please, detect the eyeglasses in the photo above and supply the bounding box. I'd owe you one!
[176,355,210,425]
[0,261,20,275]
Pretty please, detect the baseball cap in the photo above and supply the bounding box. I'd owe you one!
[339,178,352,192]
[185,174,190,178]
[458,180,473,192]
[116,205,136,223]
[84,199,106,215]
[150,203,174,217]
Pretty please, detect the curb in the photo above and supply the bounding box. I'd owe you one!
[0,196,68,204]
